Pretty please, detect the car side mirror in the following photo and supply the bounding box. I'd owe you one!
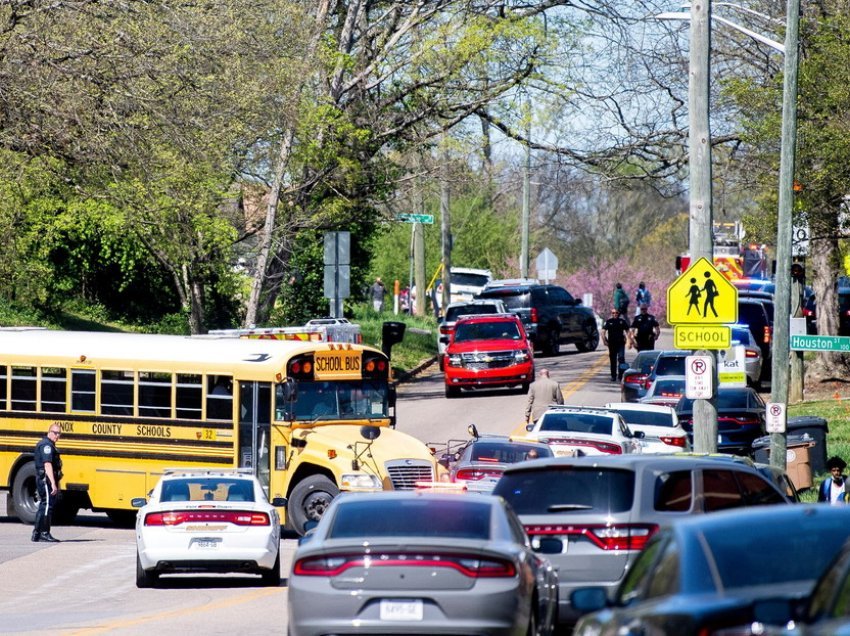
[271,497,288,507]
[526,423,534,432]
[131,497,147,508]
[632,430,645,439]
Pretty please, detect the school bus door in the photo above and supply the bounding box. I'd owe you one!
[238,382,272,497]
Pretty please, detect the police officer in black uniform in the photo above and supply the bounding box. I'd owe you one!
[602,308,630,382]
[630,304,661,352]
[32,424,63,542]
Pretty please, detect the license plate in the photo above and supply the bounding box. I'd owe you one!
[192,538,220,549]
[379,599,423,621]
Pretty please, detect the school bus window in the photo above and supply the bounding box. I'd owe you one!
[11,366,36,412]
[207,375,233,421]
[101,369,134,416]
[176,373,202,420]
[139,371,172,418]
[0,365,6,409]
[41,367,67,413]
[71,369,96,412]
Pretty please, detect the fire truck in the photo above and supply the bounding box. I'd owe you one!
[209,318,362,343]
[675,222,770,281]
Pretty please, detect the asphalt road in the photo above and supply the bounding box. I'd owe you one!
[0,330,675,634]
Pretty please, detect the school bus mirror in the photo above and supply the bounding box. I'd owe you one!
[131,497,147,508]
[283,378,298,402]
[360,425,382,441]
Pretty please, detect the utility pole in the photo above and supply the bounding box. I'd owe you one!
[441,145,452,311]
[689,0,718,453]
[770,0,802,470]
[520,93,531,279]
[414,155,426,317]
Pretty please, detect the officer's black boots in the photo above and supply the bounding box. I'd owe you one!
[31,530,40,542]
[40,532,59,542]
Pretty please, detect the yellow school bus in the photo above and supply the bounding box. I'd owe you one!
[0,329,436,534]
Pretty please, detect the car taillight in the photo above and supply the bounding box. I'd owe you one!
[763,325,772,344]
[745,348,759,359]
[293,552,516,578]
[731,416,760,427]
[530,308,538,324]
[455,467,503,481]
[525,523,659,551]
[803,308,814,317]
[623,373,647,387]
[541,437,623,454]
[440,325,453,336]
[660,435,687,447]
[144,510,270,526]
[643,378,653,390]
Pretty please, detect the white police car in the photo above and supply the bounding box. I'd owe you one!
[133,468,284,587]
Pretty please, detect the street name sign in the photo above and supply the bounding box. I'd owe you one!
[667,257,738,325]
[398,213,434,224]
[685,355,713,399]
[790,334,850,352]
[674,325,731,350]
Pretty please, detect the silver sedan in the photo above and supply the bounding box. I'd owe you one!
[288,491,559,636]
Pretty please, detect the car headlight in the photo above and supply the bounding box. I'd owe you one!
[340,473,383,491]
[514,349,530,362]
[447,354,462,366]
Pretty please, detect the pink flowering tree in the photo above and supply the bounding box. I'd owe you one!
[559,257,676,327]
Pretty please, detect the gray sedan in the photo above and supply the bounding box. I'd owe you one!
[288,491,558,636]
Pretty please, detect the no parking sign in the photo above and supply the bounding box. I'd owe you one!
[766,402,786,433]
[685,355,713,399]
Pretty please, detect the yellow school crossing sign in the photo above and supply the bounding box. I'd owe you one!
[668,258,738,324]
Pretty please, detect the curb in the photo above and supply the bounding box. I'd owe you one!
[395,356,437,384]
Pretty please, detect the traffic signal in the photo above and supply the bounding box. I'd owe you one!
[791,263,805,284]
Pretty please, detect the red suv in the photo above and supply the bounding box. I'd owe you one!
[443,313,534,398]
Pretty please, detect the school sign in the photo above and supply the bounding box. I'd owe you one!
[667,257,738,350]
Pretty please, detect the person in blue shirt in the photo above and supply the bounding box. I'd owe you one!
[818,456,848,505]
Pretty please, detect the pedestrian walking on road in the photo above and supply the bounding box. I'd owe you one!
[613,283,630,319]
[371,277,386,312]
[630,305,661,352]
[525,368,564,424]
[602,308,630,382]
[818,456,849,505]
[635,282,652,308]
[32,424,63,542]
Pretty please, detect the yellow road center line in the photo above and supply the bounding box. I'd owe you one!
[561,352,610,401]
[68,586,283,635]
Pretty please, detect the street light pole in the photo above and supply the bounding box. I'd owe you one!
[769,0,801,471]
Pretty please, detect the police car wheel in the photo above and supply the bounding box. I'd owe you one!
[11,462,38,525]
[136,551,158,588]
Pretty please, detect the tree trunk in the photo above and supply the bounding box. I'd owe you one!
[810,207,848,376]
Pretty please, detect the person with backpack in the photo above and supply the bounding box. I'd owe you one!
[612,283,630,318]
[635,282,652,308]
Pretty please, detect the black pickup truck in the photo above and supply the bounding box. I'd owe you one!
[476,282,599,356]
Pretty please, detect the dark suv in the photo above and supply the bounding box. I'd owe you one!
[738,298,772,380]
[477,282,599,355]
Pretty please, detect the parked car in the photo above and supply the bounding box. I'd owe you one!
[603,402,690,454]
[287,491,559,636]
[476,281,599,355]
[437,299,507,369]
[433,425,553,494]
[675,386,767,455]
[521,405,644,456]
[723,324,763,389]
[132,468,283,588]
[620,350,662,403]
[801,286,849,337]
[413,267,493,312]
[492,454,789,627]
[738,297,773,380]
[443,313,534,398]
[762,536,850,634]
[571,505,850,635]
[640,375,687,408]
[643,350,688,388]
